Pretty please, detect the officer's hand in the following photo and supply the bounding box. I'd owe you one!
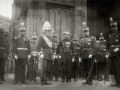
[28,55,31,59]
[72,57,74,62]
[79,57,82,62]
[53,54,56,60]
[58,55,61,59]
[114,48,119,52]
[88,54,92,59]
[14,55,18,60]
[39,54,44,60]
[105,55,109,59]
[95,60,97,63]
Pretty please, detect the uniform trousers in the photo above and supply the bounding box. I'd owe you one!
[83,58,94,81]
[109,56,120,85]
[15,58,27,82]
[0,58,6,81]
[42,59,53,81]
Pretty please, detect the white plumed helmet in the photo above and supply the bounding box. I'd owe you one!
[42,21,51,32]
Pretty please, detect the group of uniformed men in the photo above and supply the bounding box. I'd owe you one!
[0,18,120,87]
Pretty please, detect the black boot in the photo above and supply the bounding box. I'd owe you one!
[88,77,92,85]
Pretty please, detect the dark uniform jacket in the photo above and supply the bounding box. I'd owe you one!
[37,35,54,60]
[12,36,31,59]
[0,32,9,58]
[80,36,97,59]
[56,38,74,63]
[108,31,120,57]
[73,41,81,62]
[96,39,108,62]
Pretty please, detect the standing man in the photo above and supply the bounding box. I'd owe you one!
[72,37,80,81]
[28,32,38,82]
[37,21,54,85]
[56,31,74,82]
[108,21,120,87]
[0,23,9,84]
[80,27,97,85]
[95,33,109,81]
[52,34,59,81]
[12,22,31,84]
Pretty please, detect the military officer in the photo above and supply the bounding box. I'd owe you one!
[12,22,31,84]
[80,27,97,85]
[71,37,80,81]
[56,31,74,82]
[0,23,9,84]
[108,21,120,87]
[52,34,59,81]
[28,32,38,82]
[95,33,109,81]
[37,21,54,85]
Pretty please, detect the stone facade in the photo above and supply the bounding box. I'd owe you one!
[11,0,87,41]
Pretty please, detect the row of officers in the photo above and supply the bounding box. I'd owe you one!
[0,20,119,87]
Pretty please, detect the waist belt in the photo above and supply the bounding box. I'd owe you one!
[110,45,120,48]
[0,47,5,49]
[83,48,92,50]
[17,48,28,50]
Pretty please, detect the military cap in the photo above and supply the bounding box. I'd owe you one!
[42,21,52,32]
[19,22,25,31]
[110,21,117,26]
[52,33,57,38]
[83,27,89,32]
[62,31,71,35]
[32,32,37,40]
[73,36,78,41]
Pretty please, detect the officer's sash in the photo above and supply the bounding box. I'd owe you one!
[43,36,52,48]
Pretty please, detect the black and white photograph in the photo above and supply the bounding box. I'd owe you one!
[0,0,120,90]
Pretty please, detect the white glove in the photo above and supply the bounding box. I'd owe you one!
[88,54,92,59]
[105,55,109,59]
[58,55,61,59]
[14,55,18,60]
[114,48,119,52]
[53,54,56,60]
[28,55,31,58]
[39,54,44,60]
[79,57,82,62]
[72,57,74,62]
[95,60,97,63]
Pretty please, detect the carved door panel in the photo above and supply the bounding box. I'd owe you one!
[47,8,74,41]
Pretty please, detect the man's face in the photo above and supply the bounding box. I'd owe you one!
[31,39,36,44]
[111,25,118,33]
[63,34,70,39]
[83,31,90,37]
[20,30,25,37]
[45,30,52,36]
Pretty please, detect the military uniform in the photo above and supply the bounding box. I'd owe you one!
[56,31,74,82]
[80,27,97,85]
[52,34,59,81]
[37,21,54,85]
[108,26,120,86]
[28,32,38,82]
[0,26,9,83]
[95,35,109,81]
[12,23,31,83]
[71,37,80,81]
